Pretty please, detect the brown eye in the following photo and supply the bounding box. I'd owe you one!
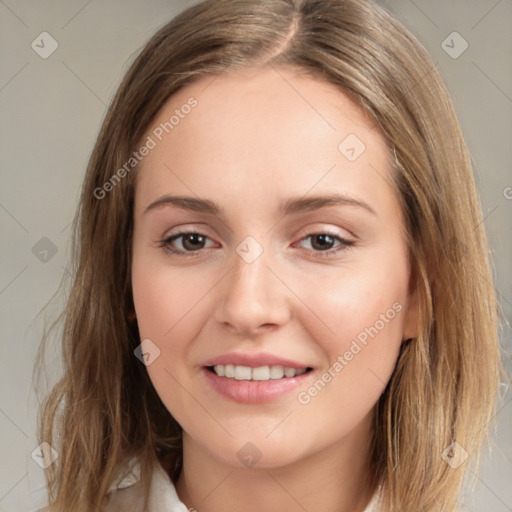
[180,233,207,251]
[309,234,337,251]
[295,232,355,259]
[159,231,216,256]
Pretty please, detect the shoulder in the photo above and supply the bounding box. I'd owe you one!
[35,488,145,512]
[35,475,145,512]
[103,481,147,512]
[102,459,146,511]
[37,458,187,512]
[105,458,188,512]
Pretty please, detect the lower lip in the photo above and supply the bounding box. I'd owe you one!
[202,367,312,404]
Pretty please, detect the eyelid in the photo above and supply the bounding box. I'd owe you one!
[161,225,218,243]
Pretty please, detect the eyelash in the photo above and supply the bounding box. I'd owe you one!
[157,229,355,259]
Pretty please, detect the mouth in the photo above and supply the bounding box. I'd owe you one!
[206,364,313,381]
[200,352,315,403]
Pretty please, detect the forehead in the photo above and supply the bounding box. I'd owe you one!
[134,65,394,218]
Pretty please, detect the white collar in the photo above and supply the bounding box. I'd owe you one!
[107,458,188,512]
[108,458,382,512]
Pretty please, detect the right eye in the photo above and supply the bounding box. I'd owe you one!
[158,231,217,256]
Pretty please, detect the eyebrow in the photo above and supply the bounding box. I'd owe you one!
[143,193,376,217]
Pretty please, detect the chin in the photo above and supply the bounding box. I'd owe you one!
[198,432,307,470]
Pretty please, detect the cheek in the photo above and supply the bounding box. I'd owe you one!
[131,246,213,342]
[295,261,408,349]
[290,255,409,403]
[131,252,223,398]
[284,272,408,452]
[131,256,213,421]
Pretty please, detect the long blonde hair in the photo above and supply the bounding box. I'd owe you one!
[35,0,503,510]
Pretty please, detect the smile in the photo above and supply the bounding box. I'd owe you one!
[208,364,311,380]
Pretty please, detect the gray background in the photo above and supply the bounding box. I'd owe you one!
[0,0,511,510]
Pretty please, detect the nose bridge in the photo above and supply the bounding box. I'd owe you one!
[214,234,290,333]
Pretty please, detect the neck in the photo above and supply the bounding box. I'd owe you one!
[174,409,377,512]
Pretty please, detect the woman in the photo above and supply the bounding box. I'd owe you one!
[36,0,502,510]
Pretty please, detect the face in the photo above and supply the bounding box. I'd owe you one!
[131,65,417,469]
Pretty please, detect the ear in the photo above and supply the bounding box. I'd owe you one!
[127,310,137,322]
[402,283,419,342]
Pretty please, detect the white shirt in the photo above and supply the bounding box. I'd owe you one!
[34,458,382,511]
[102,458,383,512]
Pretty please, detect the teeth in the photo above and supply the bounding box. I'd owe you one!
[252,366,270,380]
[212,364,308,380]
[284,367,296,378]
[234,365,251,380]
[269,365,284,379]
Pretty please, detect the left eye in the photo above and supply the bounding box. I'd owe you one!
[297,233,343,251]
[294,232,354,257]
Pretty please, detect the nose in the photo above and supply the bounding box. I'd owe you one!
[212,240,291,337]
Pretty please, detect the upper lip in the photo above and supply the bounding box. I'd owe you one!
[201,352,310,369]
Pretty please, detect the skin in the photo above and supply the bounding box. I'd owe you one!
[131,65,418,512]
